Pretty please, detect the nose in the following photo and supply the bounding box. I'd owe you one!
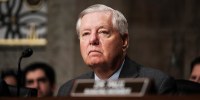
[32,81,40,89]
[89,32,99,45]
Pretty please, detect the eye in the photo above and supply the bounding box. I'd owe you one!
[26,80,34,85]
[81,32,90,37]
[99,30,109,34]
[38,77,48,83]
[98,29,111,38]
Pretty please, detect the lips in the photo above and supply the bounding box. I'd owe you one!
[88,50,102,55]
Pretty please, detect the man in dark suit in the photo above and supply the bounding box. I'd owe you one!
[58,4,176,96]
[23,62,56,97]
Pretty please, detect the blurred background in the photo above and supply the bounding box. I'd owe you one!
[0,0,200,94]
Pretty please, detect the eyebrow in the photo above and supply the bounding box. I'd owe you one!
[26,77,48,82]
[98,25,111,29]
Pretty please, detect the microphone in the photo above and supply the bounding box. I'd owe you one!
[17,48,33,96]
[21,48,33,58]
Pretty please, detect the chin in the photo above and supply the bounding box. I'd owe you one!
[85,56,107,66]
[87,60,104,66]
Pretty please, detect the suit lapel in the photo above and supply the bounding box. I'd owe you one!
[119,56,139,78]
[78,71,94,79]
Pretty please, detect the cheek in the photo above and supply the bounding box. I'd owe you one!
[39,83,50,91]
[80,42,87,55]
[102,39,123,55]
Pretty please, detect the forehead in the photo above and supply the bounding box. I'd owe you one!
[80,11,112,27]
[83,11,112,18]
[26,69,46,79]
[192,64,200,74]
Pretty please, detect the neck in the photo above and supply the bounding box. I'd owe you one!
[93,57,125,80]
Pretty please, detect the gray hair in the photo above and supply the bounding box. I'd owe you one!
[76,4,128,37]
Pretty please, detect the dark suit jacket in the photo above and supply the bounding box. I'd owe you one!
[58,56,176,96]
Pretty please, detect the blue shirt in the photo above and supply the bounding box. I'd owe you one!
[95,60,125,81]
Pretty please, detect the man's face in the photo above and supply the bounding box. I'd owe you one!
[79,11,128,69]
[4,76,17,86]
[25,69,54,97]
[190,64,200,83]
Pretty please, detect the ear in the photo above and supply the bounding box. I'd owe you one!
[122,33,129,51]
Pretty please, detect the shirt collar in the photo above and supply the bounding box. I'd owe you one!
[95,59,125,81]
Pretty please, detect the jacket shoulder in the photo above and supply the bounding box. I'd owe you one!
[57,71,93,96]
[139,65,176,94]
[124,57,176,94]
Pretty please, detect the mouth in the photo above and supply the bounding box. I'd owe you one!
[88,50,102,55]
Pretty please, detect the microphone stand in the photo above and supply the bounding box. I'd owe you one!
[17,56,23,96]
[17,48,33,96]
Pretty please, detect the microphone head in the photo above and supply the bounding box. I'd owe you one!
[21,48,33,58]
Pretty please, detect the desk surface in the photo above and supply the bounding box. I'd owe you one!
[1,95,200,100]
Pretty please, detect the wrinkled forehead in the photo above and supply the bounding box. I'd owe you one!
[80,5,114,17]
[81,10,113,20]
[82,11,112,20]
[79,11,113,30]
